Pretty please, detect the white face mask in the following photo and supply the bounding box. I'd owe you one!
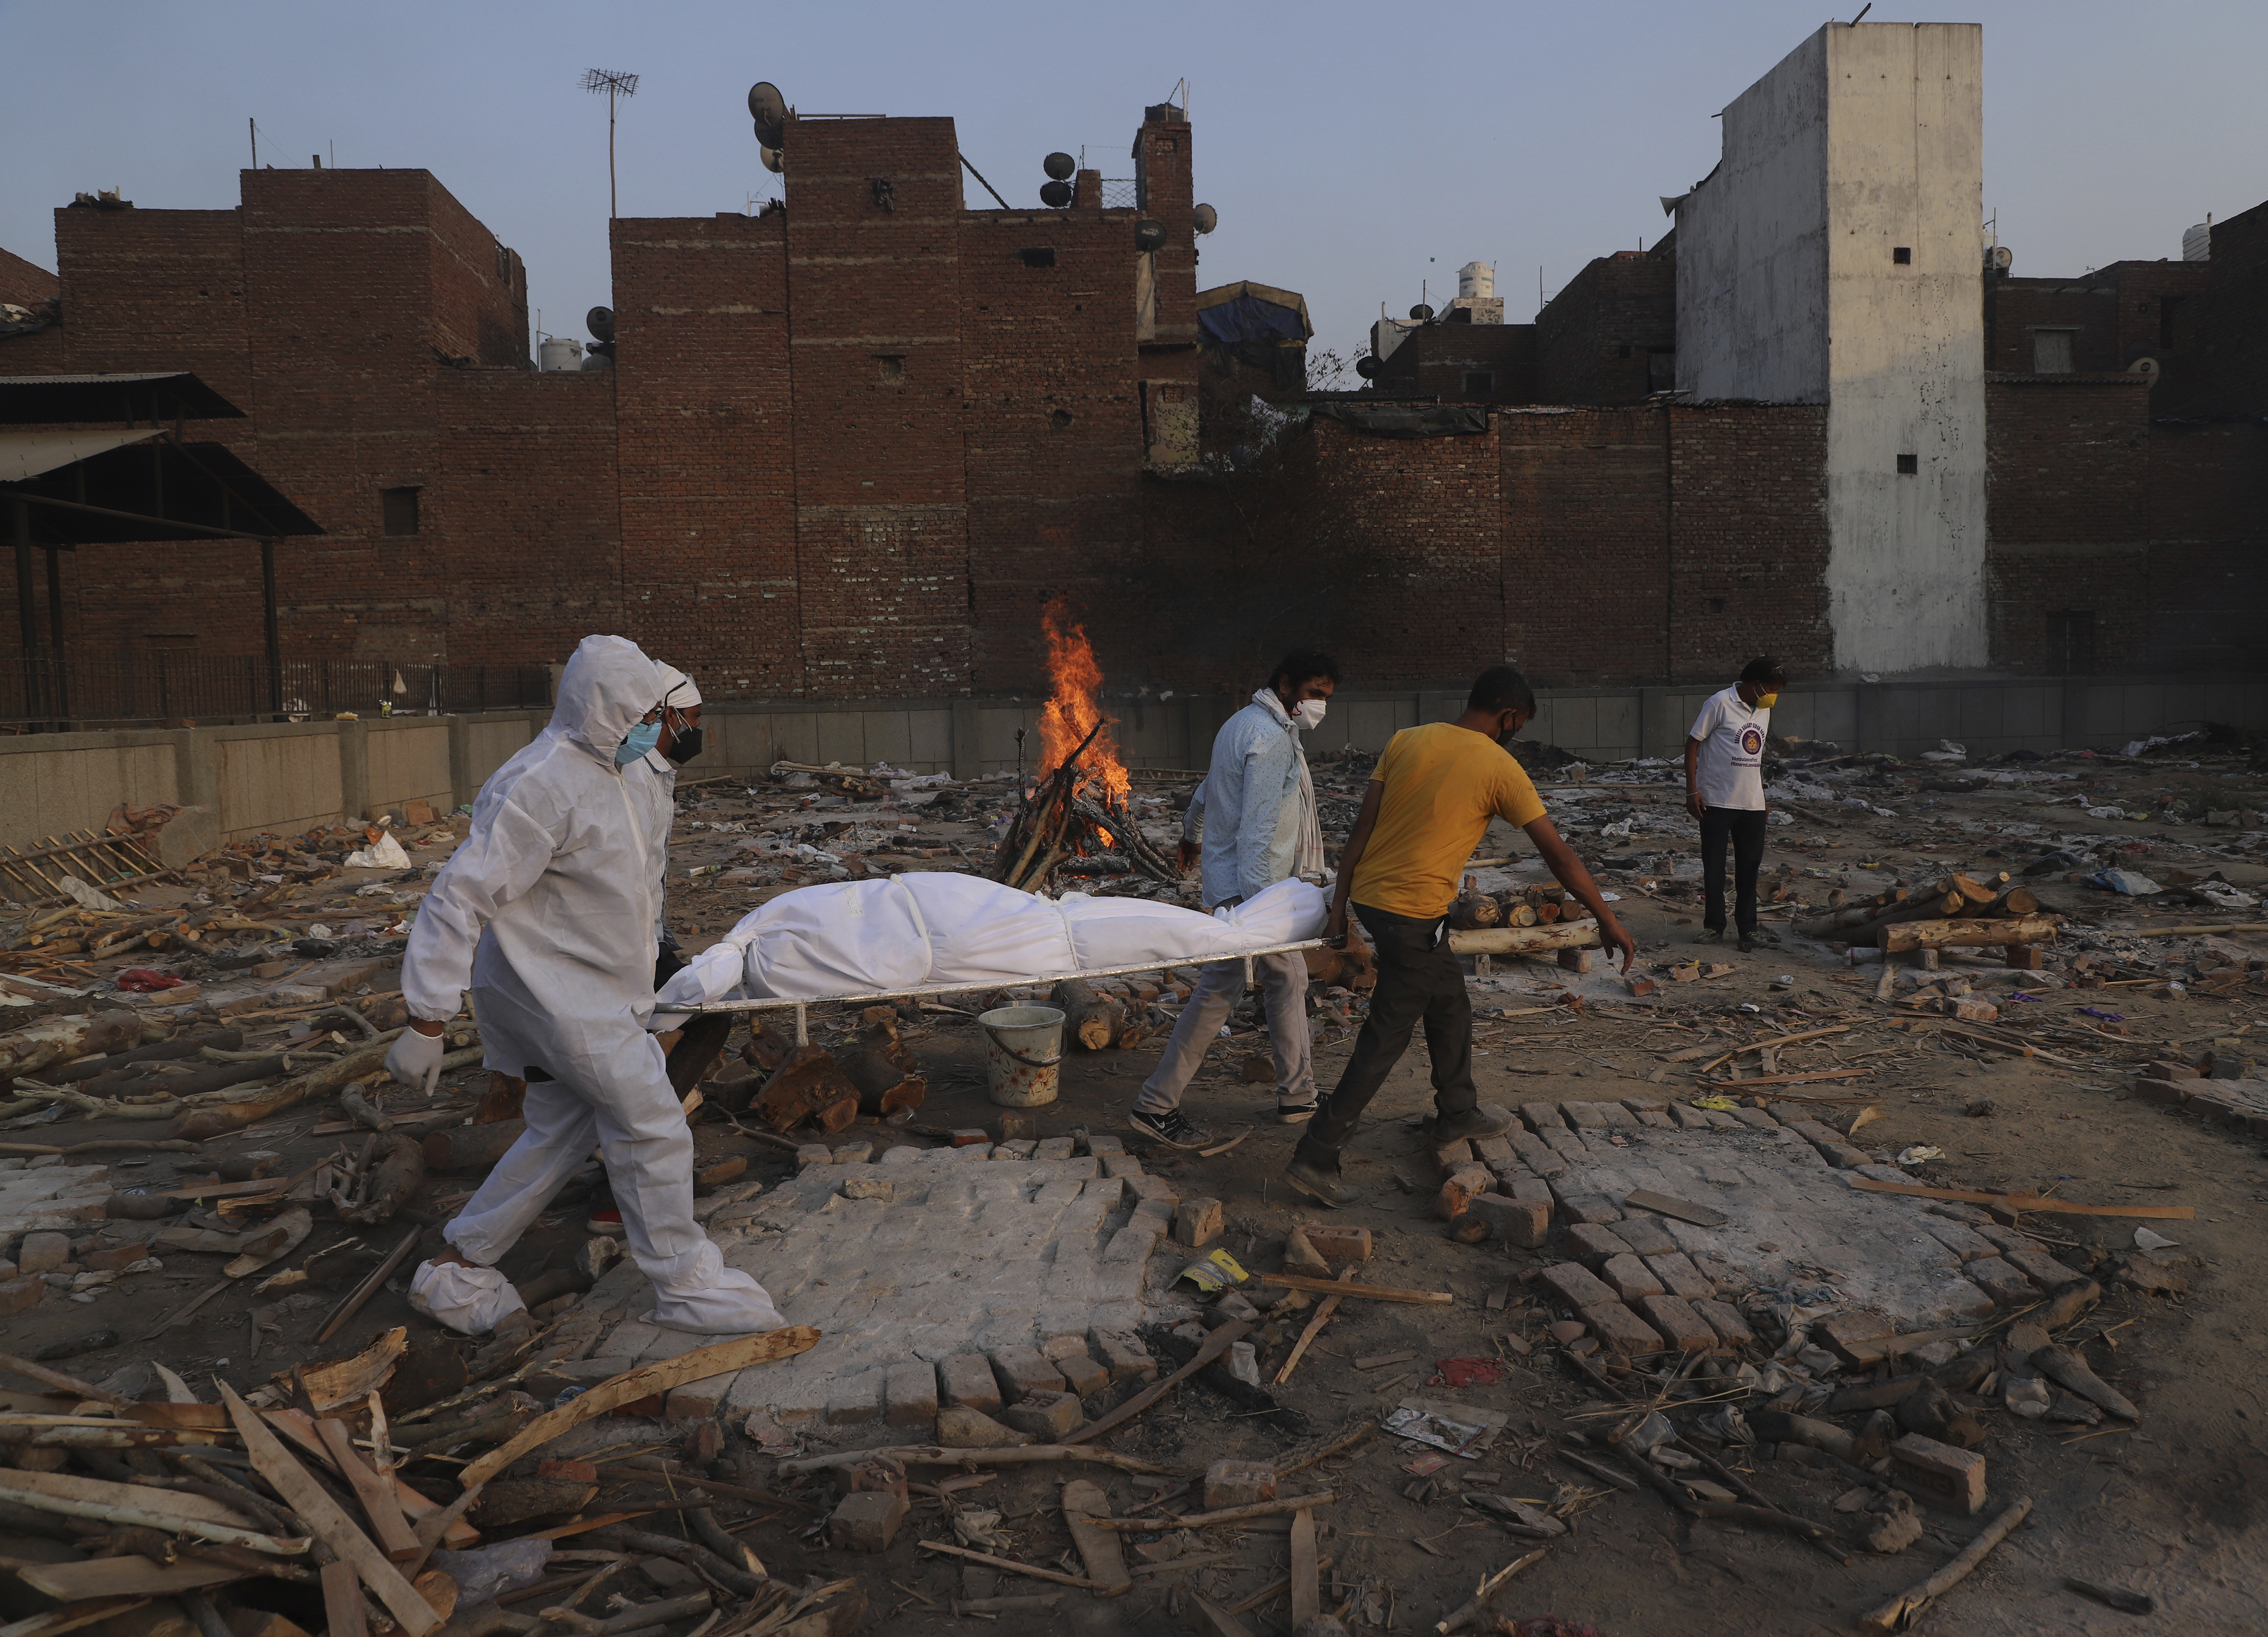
[1294,698,1327,729]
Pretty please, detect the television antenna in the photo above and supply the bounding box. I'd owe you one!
[583,68,640,218]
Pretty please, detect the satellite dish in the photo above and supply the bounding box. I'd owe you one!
[1409,303,1434,322]
[1134,218,1166,252]
[1355,355,1382,379]
[2128,355,2161,385]
[760,142,784,175]
[1039,179,1073,209]
[748,81,788,147]
[1042,152,1076,181]
[1192,203,1218,235]
[587,306,615,343]
[1987,245,2013,271]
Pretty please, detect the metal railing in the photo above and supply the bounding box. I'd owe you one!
[1101,178,1139,209]
[0,653,551,731]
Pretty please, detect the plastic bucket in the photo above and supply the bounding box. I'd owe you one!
[979,1004,1065,1107]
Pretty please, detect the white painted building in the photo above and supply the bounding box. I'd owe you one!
[1675,21,1986,674]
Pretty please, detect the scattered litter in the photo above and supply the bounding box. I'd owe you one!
[1176,1248,1251,1293]
[1383,1399,1508,1460]
[2133,1226,2180,1251]
[1895,1146,1944,1167]
[1426,1357,1508,1388]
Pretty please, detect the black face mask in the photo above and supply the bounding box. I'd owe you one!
[664,724,704,765]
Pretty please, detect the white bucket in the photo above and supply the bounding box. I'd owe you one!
[979,1004,1065,1107]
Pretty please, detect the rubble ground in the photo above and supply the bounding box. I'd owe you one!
[2,735,2266,1636]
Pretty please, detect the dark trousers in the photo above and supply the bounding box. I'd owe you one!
[1700,806,1768,935]
[1295,902,1477,1168]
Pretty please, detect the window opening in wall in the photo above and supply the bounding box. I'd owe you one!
[1462,371,1494,395]
[875,355,905,385]
[1646,349,1676,393]
[1017,247,1057,269]
[1893,246,1912,264]
[2158,296,2184,351]
[2045,610,2096,674]
[1708,597,1726,614]
[1896,453,1918,475]
[380,487,420,535]
[2031,329,2076,374]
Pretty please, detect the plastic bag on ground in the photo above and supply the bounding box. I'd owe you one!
[409,1259,526,1335]
[346,831,412,869]
[430,1538,554,1605]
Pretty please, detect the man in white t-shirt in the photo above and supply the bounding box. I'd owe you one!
[1685,657,1784,952]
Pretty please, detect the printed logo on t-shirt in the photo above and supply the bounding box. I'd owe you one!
[1737,725,1764,759]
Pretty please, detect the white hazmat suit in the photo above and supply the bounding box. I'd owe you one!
[399,634,781,1335]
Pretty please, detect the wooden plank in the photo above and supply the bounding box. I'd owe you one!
[218,1381,440,1636]
[0,1597,154,1637]
[321,1561,369,1637]
[914,1540,1108,1590]
[1273,1268,1351,1385]
[1060,1479,1130,1597]
[315,1417,420,1562]
[0,1466,256,1529]
[1446,922,1599,957]
[18,1559,241,1601]
[1288,1508,1319,1627]
[459,1327,820,1489]
[1844,1178,2194,1220]
[262,1409,477,1550]
[1251,1273,1453,1306]
[1060,1321,1249,1447]
[1622,1189,1728,1229]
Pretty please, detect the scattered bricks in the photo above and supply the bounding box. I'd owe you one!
[1101,1153,1145,1179]
[1946,998,1998,1024]
[1507,1174,1554,1204]
[1918,1220,1997,1262]
[833,1141,873,1165]
[1539,1128,1588,1158]
[1203,1460,1278,1511]
[1817,1311,1893,1366]
[1626,974,1659,997]
[949,1129,992,1148]
[16,1234,69,1275]
[1083,1134,1124,1157]
[884,1361,940,1427]
[1560,1103,1606,1130]
[1581,1301,1667,1357]
[829,1490,908,1552]
[1459,1193,1550,1248]
[1564,1223,1627,1267]
[1938,1279,1999,1321]
[1890,1434,1986,1515]
[1691,1299,1754,1347]
[1508,1131,1564,1177]
[664,1373,738,1422]
[2143,1060,2201,1081]
[1558,1194,1625,1226]
[987,1347,1060,1403]
[1633,1108,1675,1128]
[1594,1103,1638,1129]
[795,1144,831,1168]
[1041,1333,1088,1360]
[1638,1293,1715,1352]
[1557,948,1593,975]
[1728,1107,1778,1129]
[824,1374,881,1426]
[1174,1197,1224,1247]
[1089,1330,1157,1384]
[1668,1104,1712,1130]
[1701,1110,1740,1130]
[1472,1135,1516,1170]
[1547,1319,1588,1345]
[995,1138,1038,1160]
[999,1390,1084,1440]
[1961,1258,2036,1306]
[842,1177,895,1202]
[1034,1137,1076,1161]
[2000,1244,2088,1292]
[1644,1252,1715,1301]
[2132,1077,2189,1106]
[82,1243,152,1272]
[1055,1354,1110,1397]
[1127,1204,1175,1242]
[1606,1216,1678,1258]
[1433,1140,1476,1176]
[1519,1102,1567,1135]
[1539,1262,1619,1311]
[1435,1166,1493,1220]
[940,1353,1002,1413]
[0,1277,41,1317]
[937,1407,1025,1448]
[997,1111,1039,1142]
[1599,1254,1665,1301]
[1129,1174,1181,1207]
[1818,1143,1869,1169]
[1300,1225,1372,1264]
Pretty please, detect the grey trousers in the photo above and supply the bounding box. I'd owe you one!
[1134,950,1317,1115]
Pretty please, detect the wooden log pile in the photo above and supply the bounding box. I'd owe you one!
[990,722,1178,893]
[1794,872,2049,946]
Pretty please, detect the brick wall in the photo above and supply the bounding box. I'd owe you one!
[1369,323,1539,403]
[0,244,59,306]
[1536,250,1678,405]
[2168,196,2268,417]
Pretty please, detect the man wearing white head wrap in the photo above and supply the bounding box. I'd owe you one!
[386,635,780,1336]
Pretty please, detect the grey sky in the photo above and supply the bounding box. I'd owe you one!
[7,2,2264,367]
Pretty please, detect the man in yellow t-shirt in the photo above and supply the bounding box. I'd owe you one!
[1283,666,1638,1208]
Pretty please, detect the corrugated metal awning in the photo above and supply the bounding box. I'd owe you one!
[0,427,160,484]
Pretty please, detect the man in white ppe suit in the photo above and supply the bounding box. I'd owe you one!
[1126,650,1340,1149]
[385,634,781,1335]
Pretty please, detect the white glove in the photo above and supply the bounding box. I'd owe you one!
[409,1260,525,1335]
[385,1026,446,1094]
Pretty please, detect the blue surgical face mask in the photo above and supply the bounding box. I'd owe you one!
[616,721,662,766]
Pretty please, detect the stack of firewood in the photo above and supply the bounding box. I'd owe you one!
[1795,871,2054,953]
[990,721,1178,892]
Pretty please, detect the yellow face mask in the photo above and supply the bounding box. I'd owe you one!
[1756,691,1779,709]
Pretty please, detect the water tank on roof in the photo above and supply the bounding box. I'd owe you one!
[2183,221,2211,262]
[539,336,584,372]
[1458,261,1493,299]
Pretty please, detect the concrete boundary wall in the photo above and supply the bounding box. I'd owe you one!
[6,674,2264,856]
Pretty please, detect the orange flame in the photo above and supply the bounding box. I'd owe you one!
[1039,596,1129,805]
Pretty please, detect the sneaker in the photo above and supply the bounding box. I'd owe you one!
[1747,926,1781,946]
[1282,1156,1364,1209]
[1129,1108,1213,1150]
[1694,927,1726,944]
[1737,934,1754,953]
[1275,1100,1320,1125]
[586,1208,625,1238]
[1432,1105,1515,1143]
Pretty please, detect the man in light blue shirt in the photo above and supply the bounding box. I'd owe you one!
[1129,651,1340,1148]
